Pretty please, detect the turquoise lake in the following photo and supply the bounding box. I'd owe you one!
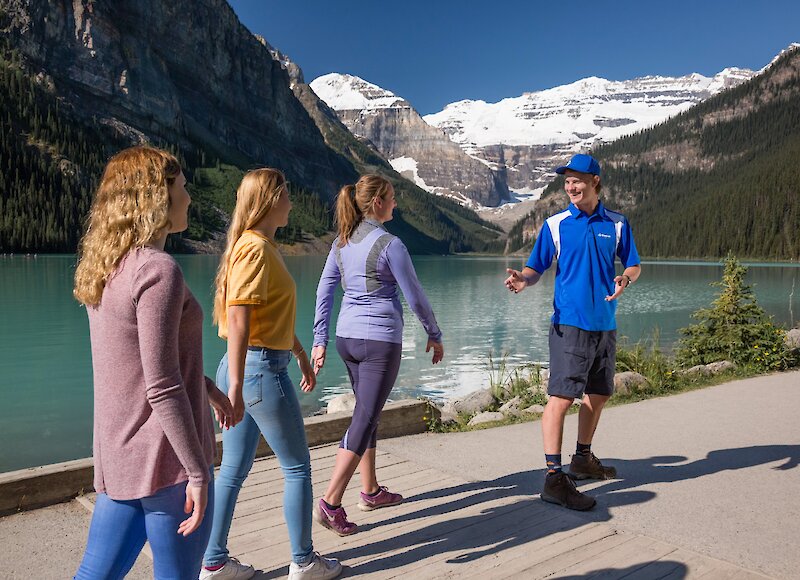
[1,255,798,472]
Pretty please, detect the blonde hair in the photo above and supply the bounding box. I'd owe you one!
[73,146,181,306]
[335,174,392,247]
[212,168,287,326]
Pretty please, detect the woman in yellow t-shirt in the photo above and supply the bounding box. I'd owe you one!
[200,169,342,580]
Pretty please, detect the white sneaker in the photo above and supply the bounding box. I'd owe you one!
[287,552,342,580]
[199,557,256,580]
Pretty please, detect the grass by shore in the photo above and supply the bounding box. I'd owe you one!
[426,352,784,433]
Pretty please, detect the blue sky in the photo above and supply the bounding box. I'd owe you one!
[229,0,800,115]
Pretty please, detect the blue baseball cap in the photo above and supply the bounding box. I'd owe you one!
[555,154,601,176]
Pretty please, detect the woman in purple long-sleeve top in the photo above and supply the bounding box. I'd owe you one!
[310,174,445,536]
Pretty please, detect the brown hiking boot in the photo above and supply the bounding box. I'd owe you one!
[569,452,618,480]
[541,471,596,511]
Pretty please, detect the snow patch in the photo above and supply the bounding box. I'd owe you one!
[389,156,434,192]
[508,186,546,202]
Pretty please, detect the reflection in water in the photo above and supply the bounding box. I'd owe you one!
[1,255,798,471]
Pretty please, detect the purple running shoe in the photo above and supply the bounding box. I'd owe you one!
[358,486,404,511]
[313,499,358,536]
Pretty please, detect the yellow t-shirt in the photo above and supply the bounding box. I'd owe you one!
[218,230,296,349]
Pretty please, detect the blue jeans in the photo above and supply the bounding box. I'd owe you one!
[204,349,313,566]
[74,472,214,580]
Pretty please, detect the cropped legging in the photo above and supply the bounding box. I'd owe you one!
[335,336,403,456]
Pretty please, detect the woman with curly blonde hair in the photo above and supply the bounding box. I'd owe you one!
[200,169,341,580]
[73,145,233,580]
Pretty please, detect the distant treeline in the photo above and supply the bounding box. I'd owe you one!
[0,45,120,252]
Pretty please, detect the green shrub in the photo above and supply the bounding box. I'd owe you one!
[616,330,677,392]
[676,255,795,372]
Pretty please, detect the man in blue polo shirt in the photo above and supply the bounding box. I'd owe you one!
[504,153,641,511]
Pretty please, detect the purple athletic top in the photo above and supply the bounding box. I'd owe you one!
[313,218,442,346]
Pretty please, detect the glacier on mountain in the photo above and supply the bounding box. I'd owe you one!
[423,69,755,150]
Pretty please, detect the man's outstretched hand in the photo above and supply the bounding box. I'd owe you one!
[504,269,528,294]
[605,275,629,301]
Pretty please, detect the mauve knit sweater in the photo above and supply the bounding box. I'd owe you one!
[86,247,215,500]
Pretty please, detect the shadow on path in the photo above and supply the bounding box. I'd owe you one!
[256,444,798,577]
[585,444,800,509]
[556,560,689,579]
[253,568,284,580]
[329,470,652,576]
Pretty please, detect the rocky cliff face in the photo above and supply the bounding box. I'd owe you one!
[0,0,351,196]
[310,73,509,207]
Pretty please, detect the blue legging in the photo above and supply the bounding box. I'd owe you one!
[203,349,314,567]
[336,337,402,456]
[74,473,214,580]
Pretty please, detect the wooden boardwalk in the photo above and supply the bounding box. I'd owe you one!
[89,442,764,579]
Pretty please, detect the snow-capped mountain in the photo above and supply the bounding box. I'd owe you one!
[310,73,410,111]
[310,74,509,206]
[423,68,755,194]
[311,64,758,211]
[425,70,754,149]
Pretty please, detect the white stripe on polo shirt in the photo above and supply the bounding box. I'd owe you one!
[545,210,571,260]
[604,208,625,255]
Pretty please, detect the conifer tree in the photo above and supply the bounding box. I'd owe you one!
[676,255,793,370]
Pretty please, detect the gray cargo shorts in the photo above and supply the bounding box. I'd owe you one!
[547,323,616,399]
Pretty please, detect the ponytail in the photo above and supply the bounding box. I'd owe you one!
[335,184,361,247]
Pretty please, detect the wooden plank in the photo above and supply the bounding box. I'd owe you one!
[455,523,609,580]
[635,556,726,580]
[233,476,497,568]
[365,501,571,579]
[229,459,420,519]
[66,444,770,580]
[235,475,522,570]
[319,487,543,563]
[226,468,453,540]
[228,469,466,544]
[436,514,590,580]
[519,531,634,579]
[308,497,562,580]
[549,534,675,579]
